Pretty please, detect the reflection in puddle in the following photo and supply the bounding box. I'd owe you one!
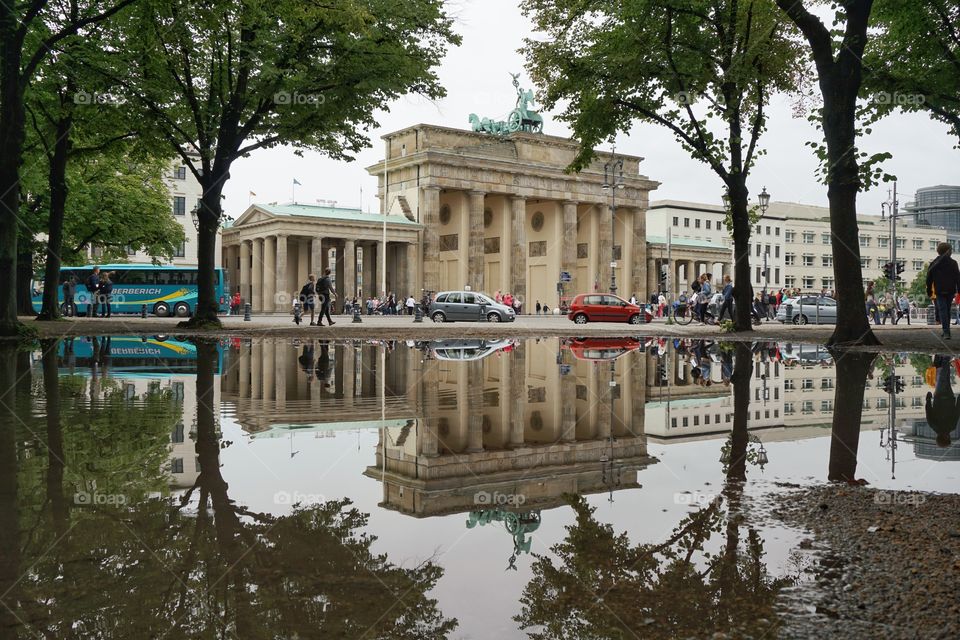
[0,336,956,638]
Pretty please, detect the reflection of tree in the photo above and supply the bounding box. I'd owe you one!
[9,339,456,639]
[827,352,876,482]
[517,342,792,639]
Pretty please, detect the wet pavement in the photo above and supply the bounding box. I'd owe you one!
[0,335,957,638]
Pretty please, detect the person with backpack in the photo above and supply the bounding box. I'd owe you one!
[299,274,318,325]
[85,266,101,317]
[62,275,77,317]
[316,268,336,326]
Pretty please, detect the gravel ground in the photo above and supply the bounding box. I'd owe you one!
[771,484,960,639]
[19,314,960,354]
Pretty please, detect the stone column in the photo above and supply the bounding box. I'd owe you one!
[238,342,250,399]
[252,238,264,311]
[362,242,376,298]
[598,205,612,293]
[262,236,276,313]
[344,239,356,300]
[562,201,578,299]
[646,258,657,299]
[510,196,526,299]
[467,191,485,292]
[275,343,287,408]
[633,208,648,298]
[630,351,647,439]
[342,344,355,403]
[421,186,441,293]
[508,342,526,448]
[501,200,513,296]
[239,240,251,304]
[596,364,612,440]
[378,239,387,296]
[465,358,484,453]
[250,340,263,400]
[560,370,576,443]
[421,360,440,457]
[685,260,696,289]
[311,237,323,276]
[405,243,417,297]
[275,234,288,311]
[297,238,309,286]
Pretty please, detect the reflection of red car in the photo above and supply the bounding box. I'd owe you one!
[563,337,642,361]
[567,294,651,325]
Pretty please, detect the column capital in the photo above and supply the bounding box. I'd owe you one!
[422,184,442,192]
[561,200,580,207]
[467,190,486,198]
[509,195,526,203]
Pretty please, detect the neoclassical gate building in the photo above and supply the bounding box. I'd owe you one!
[368,124,659,303]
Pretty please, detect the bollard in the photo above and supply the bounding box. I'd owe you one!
[141,304,147,319]
[352,302,363,323]
[414,303,423,323]
[784,303,793,323]
[243,303,251,321]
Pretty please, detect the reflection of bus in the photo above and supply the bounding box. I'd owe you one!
[32,264,229,317]
[57,335,222,374]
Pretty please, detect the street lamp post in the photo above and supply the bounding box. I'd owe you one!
[603,151,625,295]
[881,182,900,299]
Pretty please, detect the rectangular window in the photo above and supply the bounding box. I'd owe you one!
[822,233,831,244]
[861,257,871,269]
[784,253,795,266]
[173,196,186,216]
[483,237,500,254]
[896,238,906,249]
[785,276,796,287]
[802,231,814,244]
[171,423,185,444]
[802,378,814,390]
[878,236,889,248]
[821,378,834,389]
[859,235,871,247]
[171,458,184,474]
[755,266,761,282]
[577,243,588,259]
[930,240,939,250]
[529,240,547,257]
[439,234,458,251]
[802,255,814,267]
[706,220,712,230]
[776,227,780,236]
[785,231,795,243]
[775,246,780,258]
[695,219,701,229]
[756,244,761,257]
[775,268,780,282]
[784,379,795,391]
[822,277,834,289]
[803,276,815,288]
[684,218,690,227]
[913,238,924,249]
[766,226,771,235]
[821,255,833,267]
[673,216,679,226]
[913,260,924,270]
[821,400,833,411]
[174,166,186,180]
[174,241,185,258]
[802,400,814,412]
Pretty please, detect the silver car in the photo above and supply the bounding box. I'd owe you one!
[775,296,838,325]
[428,291,516,323]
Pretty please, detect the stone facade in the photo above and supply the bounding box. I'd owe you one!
[366,124,660,306]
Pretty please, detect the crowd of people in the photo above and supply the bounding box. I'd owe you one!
[62,265,115,318]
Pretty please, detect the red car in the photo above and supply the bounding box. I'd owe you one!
[563,337,643,361]
[567,293,650,325]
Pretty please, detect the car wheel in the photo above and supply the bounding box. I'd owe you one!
[573,313,588,325]
[154,302,171,317]
[628,314,642,325]
[486,312,501,322]
[793,314,808,325]
[431,312,446,323]
[174,302,191,318]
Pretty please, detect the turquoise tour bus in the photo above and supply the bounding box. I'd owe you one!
[32,264,230,317]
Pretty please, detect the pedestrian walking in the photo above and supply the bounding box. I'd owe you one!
[406,295,415,315]
[718,275,734,321]
[898,294,911,325]
[99,271,113,318]
[698,274,712,323]
[230,290,242,315]
[85,266,101,317]
[298,274,317,325]
[926,242,960,339]
[316,268,336,326]
[535,300,541,315]
[62,275,77,317]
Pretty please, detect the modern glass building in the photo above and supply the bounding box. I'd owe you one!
[903,185,960,247]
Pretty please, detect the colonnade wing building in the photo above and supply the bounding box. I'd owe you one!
[367,124,659,303]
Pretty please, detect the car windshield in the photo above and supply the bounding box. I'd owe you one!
[477,294,494,305]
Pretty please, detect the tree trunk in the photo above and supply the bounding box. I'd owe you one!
[0,343,20,633]
[0,18,25,335]
[729,181,754,332]
[38,113,73,321]
[827,351,875,481]
[16,248,33,315]
[181,179,224,327]
[727,342,754,481]
[41,339,68,532]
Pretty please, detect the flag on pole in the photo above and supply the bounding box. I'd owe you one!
[248,190,256,197]
[292,178,301,186]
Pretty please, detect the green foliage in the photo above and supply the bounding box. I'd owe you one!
[909,262,931,307]
[719,319,737,333]
[865,1,960,146]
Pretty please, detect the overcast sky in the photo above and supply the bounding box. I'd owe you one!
[221,0,959,221]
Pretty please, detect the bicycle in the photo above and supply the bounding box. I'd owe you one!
[672,295,695,325]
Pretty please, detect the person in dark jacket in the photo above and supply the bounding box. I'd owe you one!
[926,354,959,447]
[85,267,101,317]
[926,242,960,339]
[718,275,734,321]
[99,272,113,318]
[62,275,77,317]
[316,268,336,327]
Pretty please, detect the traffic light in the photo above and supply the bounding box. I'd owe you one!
[883,374,905,394]
[660,264,668,283]
[881,262,895,281]
[895,261,905,281]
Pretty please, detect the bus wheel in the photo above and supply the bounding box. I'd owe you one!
[174,302,191,318]
[154,302,171,317]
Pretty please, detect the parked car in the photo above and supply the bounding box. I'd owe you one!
[425,339,515,361]
[775,296,838,325]
[567,293,650,325]
[563,337,643,361]
[428,291,516,323]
